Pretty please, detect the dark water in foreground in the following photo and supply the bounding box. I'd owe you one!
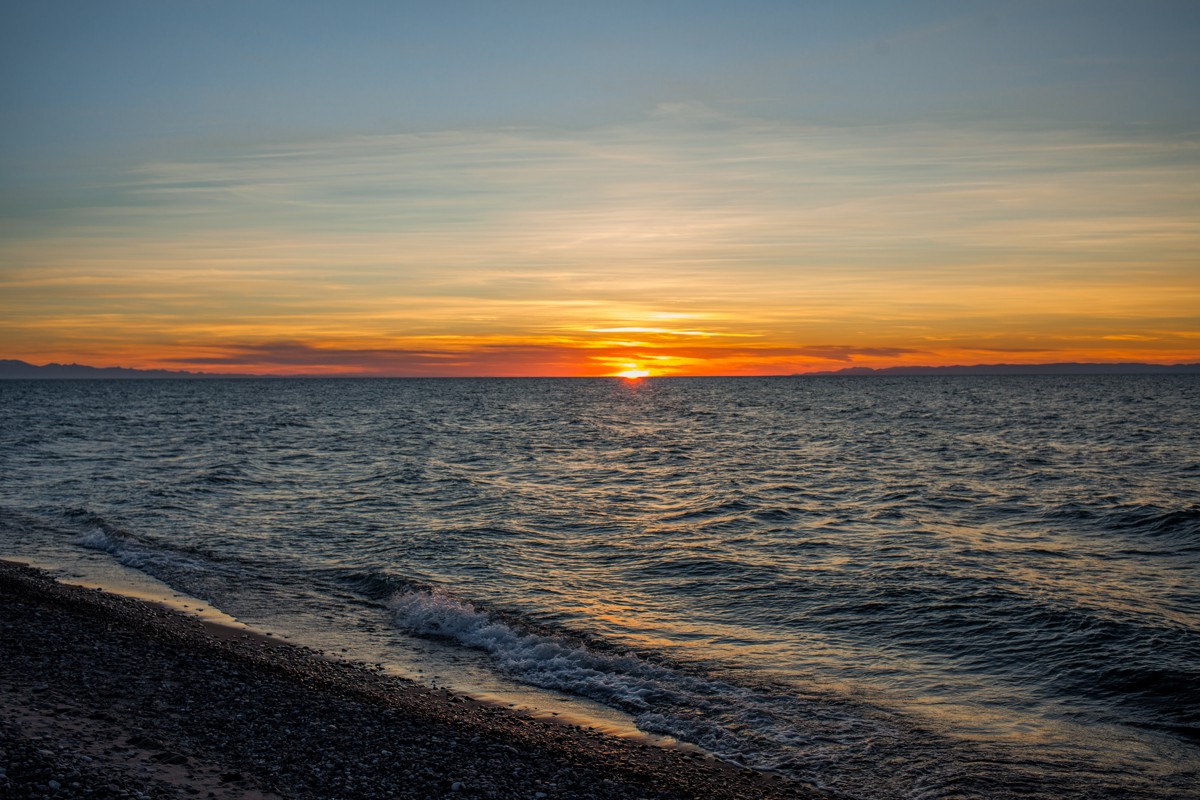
[2,377,1197,798]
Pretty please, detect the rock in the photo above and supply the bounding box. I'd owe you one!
[150,751,189,765]
[126,735,165,751]
[0,561,806,800]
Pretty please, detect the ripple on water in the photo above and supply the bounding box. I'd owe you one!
[1,375,1198,799]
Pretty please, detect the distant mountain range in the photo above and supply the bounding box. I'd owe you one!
[799,362,1200,376]
[0,359,260,379]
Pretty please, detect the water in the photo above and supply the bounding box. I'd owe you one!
[2,376,1197,799]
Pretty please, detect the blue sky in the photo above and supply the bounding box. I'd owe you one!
[7,2,1198,162]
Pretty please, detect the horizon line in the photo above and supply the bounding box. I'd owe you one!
[3,358,1200,380]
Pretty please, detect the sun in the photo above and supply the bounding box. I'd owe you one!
[613,367,650,379]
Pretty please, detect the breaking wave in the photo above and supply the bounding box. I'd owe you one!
[386,586,1167,799]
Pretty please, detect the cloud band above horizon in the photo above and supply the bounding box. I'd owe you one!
[3,110,1198,376]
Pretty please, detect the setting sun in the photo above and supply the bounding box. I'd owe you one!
[614,368,650,379]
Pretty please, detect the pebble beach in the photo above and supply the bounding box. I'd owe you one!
[0,560,818,800]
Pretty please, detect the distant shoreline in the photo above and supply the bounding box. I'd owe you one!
[795,362,1200,376]
[2,358,1199,379]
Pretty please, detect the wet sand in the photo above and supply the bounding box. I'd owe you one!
[0,560,821,799]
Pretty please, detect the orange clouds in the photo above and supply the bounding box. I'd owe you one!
[9,329,1193,378]
[2,118,1198,375]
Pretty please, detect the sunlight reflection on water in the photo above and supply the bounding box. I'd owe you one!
[2,375,1198,798]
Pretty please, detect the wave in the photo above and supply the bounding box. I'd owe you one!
[384,586,1084,799]
[322,568,430,604]
[392,588,694,714]
[74,523,248,609]
[78,525,200,569]
[1110,504,1200,540]
[10,500,1190,798]
[1044,501,1200,547]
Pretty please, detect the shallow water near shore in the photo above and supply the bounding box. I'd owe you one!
[2,376,1198,799]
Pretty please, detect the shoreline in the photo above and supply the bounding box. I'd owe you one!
[6,553,695,750]
[0,560,819,799]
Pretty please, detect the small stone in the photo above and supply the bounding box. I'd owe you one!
[451,781,463,791]
[151,751,189,765]
[127,735,165,751]
[48,779,61,790]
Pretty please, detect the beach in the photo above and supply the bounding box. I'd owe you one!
[0,560,815,799]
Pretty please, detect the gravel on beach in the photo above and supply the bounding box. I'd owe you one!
[0,560,822,799]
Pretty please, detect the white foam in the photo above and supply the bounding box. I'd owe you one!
[388,587,896,774]
[390,588,668,710]
[77,527,115,551]
[76,526,215,602]
[78,527,201,570]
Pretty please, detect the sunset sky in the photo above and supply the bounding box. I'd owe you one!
[3,1,1198,376]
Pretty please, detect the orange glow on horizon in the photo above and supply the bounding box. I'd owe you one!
[7,331,1200,378]
[3,117,1198,379]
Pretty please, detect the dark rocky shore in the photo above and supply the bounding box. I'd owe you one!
[0,561,820,799]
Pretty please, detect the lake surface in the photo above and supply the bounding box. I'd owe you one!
[2,376,1197,799]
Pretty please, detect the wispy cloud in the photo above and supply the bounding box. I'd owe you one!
[3,111,1198,373]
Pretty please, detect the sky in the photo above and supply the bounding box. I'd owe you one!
[2,1,1199,376]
